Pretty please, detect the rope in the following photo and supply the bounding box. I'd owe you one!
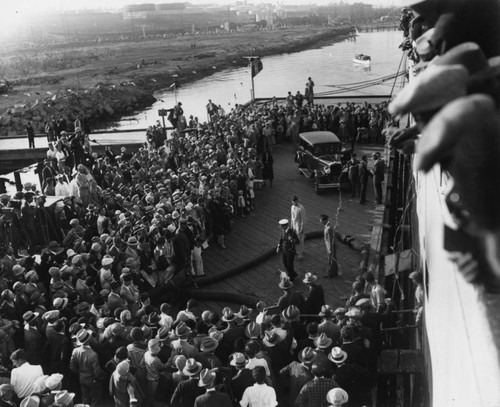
[389,51,407,99]
[316,71,407,97]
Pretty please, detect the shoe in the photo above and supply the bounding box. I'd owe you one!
[297,256,304,261]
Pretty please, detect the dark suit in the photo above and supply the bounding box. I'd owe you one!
[334,363,372,407]
[359,160,370,204]
[303,283,325,316]
[194,390,232,407]
[219,325,245,364]
[278,227,299,280]
[43,331,71,374]
[228,369,254,406]
[171,377,205,407]
[277,290,305,312]
[24,326,45,365]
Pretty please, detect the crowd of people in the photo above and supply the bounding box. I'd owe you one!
[0,94,396,406]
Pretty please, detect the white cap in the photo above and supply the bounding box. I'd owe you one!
[278,219,289,225]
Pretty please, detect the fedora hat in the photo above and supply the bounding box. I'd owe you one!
[345,308,361,319]
[101,256,114,266]
[282,305,300,322]
[236,305,252,319]
[156,326,169,342]
[43,310,60,323]
[209,328,223,342]
[326,388,349,406]
[23,311,39,324]
[200,337,219,353]
[314,333,333,349]
[355,298,371,309]
[20,396,40,407]
[221,307,237,323]
[54,390,75,406]
[319,305,333,318]
[175,322,191,339]
[278,276,293,290]
[244,322,260,339]
[388,65,468,115]
[76,302,90,314]
[298,347,317,364]
[230,352,247,368]
[333,307,347,316]
[182,358,202,376]
[76,329,92,346]
[302,272,317,284]
[262,331,280,347]
[45,373,64,390]
[328,347,348,364]
[198,368,216,388]
[126,236,139,247]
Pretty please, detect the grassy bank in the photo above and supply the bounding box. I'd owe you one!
[0,26,354,134]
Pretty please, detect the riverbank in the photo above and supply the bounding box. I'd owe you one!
[0,26,354,135]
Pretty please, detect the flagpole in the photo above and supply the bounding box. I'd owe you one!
[244,56,259,104]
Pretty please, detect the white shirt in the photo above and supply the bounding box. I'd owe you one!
[55,181,71,197]
[240,383,277,407]
[291,203,306,235]
[246,357,270,377]
[11,362,44,398]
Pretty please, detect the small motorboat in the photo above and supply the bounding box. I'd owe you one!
[353,54,371,66]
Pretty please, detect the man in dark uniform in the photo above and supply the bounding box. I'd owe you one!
[277,277,305,312]
[276,218,299,281]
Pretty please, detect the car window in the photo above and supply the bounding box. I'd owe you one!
[314,144,340,156]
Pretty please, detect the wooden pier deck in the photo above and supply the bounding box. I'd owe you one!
[192,142,385,315]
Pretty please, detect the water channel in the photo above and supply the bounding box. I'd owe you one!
[115,29,404,130]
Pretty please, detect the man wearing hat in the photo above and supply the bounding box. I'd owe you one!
[55,174,70,197]
[276,276,305,312]
[193,368,232,407]
[318,305,341,346]
[69,330,103,407]
[295,362,339,407]
[302,272,325,318]
[330,347,372,407]
[170,322,198,359]
[228,353,253,405]
[120,272,140,317]
[23,311,44,366]
[218,307,245,363]
[107,281,127,314]
[170,358,205,407]
[279,346,315,406]
[276,218,300,281]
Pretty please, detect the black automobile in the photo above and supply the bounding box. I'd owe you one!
[296,131,352,194]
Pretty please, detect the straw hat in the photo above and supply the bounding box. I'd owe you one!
[328,347,348,364]
[54,390,75,406]
[326,388,349,406]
